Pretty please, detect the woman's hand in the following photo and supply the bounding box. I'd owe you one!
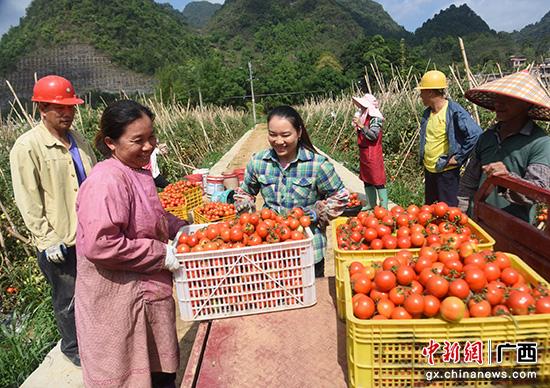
[482,162,509,177]
[164,244,180,272]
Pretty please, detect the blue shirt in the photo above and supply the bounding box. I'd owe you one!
[68,133,87,186]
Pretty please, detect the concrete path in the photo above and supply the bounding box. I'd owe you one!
[20,124,372,387]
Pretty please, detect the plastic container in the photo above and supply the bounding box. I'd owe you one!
[205,175,225,197]
[193,168,210,188]
[173,223,316,321]
[222,172,239,190]
[343,253,550,388]
[233,167,245,183]
[333,216,496,320]
[211,189,235,204]
[184,174,203,187]
[165,201,188,220]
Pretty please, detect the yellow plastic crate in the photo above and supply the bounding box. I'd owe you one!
[165,201,189,220]
[343,253,550,388]
[193,208,236,224]
[183,185,204,210]
[333,216,496,320]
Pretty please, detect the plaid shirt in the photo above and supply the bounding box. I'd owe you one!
[240,146,348,263]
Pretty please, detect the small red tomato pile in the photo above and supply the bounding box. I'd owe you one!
[349,249,550,321]
[159,180,201,209]
[536,206,548,223]
[347,192,361,208]
[337,202,475,251]
[176,207,311,253]
[195,202,236,221]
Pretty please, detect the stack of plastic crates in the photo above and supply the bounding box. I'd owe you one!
[173,223,317,320]
[343,253,550,387]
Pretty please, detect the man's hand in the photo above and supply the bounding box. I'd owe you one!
[482,162,509,177]
[45,243,66,263]
[447,155,458,166]
[164,244,180,272]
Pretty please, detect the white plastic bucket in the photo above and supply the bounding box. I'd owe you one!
[206,175,225,197]
[193,168,210,188]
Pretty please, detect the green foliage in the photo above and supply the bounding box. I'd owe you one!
[182,1,222,29]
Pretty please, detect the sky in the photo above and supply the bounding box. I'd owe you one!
[0,0,547,38]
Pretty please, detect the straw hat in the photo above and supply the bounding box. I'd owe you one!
[465,71,550,121]
[352,94,384,119]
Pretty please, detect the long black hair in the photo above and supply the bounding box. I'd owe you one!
[94,100,155,157]
[267,105,317,153]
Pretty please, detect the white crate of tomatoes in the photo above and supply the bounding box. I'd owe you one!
[173,208,317,321]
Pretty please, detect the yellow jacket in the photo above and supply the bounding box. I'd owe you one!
[10,121,96,251]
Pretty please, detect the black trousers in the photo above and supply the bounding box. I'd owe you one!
[151,372,176,388]
[424,168,460,207]
[315,258,324,278]
[37,245,78,360]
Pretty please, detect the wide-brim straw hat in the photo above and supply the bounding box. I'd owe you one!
[465,71,550,121]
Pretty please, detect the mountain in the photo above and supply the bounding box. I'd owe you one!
[182,1,222,29]
[0,0,205,76]
[415,4,491,42]
[205,0,410,54]
[515,10,550,53]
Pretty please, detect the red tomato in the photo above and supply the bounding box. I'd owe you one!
[349,261,365,276]
[535,296,550,314]
[177,244,190,253]
[403,294,424,314]
[230,226,244,242]
[353,274,373,295]
[381,235,398,249]
[483,262,501,282]
[506,291,535,315]
[426,276,449,299]
[374,270,397,292]
[363,228,378,242]
[370,239,384,250]
[493,252,511,270]
[419,247,438,263]
[410,232,425,247]
[492,304,510,316]
[390,306,412,319]
[290,230,305,240]
[501,268,520,286]
[353,295,375,319]
[469,300,491,317]
[464,268,487,292]
[382,257,400,271]
[432,202,449,218]
[376,298,395,318]
[448,279,470,299]
[396,236,411,249]
[486,281,505,305]
[389,287,406,305]
[299,215,311,228]
[423,295,441,317]
[396,266,415,286]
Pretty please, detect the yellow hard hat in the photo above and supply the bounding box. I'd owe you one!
[417,70,447,89]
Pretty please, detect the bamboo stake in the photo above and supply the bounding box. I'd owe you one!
[5,80,34,127]
[496,63,503,78]
[458,37,480,124]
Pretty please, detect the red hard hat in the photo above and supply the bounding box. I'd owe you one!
[32,75,84,105]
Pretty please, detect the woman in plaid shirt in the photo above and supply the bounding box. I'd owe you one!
[234,106,350,277]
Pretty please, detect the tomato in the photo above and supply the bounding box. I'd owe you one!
[370,239,383,250]
[396,266,415,286]
[363,228,378,242]
[390,306,412,319]
[299,215,311,228]
[404,294,424,314]
[350,231,363,243]
[376,224,392,238]
[353,274,373,295]
[440,296,466,323]
[353,294,375,319]
[395,250,413,266]
[177,244,190,253]
[290,230,305,240]
[483,262,501,282]
[535,296,550,314]
[407,204,420,216]
[369,289,388,302]
[448,279,470,299]
[416,211,432,226]
[261,208,274,220]
[423,295,441,317]
[501,267,520,286]
[425,223,439,235]
[389,287,406,305]
[290,207,305,219]
[187,235,199,248]
[493,252,511,270]
[396,226,411,238]
[492,304,510,316]
[464,268,487,292]
[396,236,411,249]
[349,261,365,276]
[418,267,436,286]
[426,234,441,246]
[372,314,388,320]
[464,253,486,269]
[382,257,400,271]
[382,235,398,249]
[286,217,300,230]
[410,232,425,247]
[178,233,189,245]
[419,247,438,263]
[506,291,535,315]
[377,298,395,318]
[443,259,463,278]
[469,300,491,317]
[381,215,395,227]
[410,280,424,295]
[438,250,459,264]
[256,223,269,238]
[248,233,263,246]
[426,276,449,299]
[373,206,388,220]
[447,207,462,223]
[230,226,244,242]
[432,201,449,218]
[374,270,397,292]
[239,213,251,225]
[485,281,505,305]
[459,241,478,259]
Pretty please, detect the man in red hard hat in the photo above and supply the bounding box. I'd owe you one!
[9,75,96,367]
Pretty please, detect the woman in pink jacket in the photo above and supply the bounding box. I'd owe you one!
[75,100,186,388]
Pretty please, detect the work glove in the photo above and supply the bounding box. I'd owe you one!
[164,244,180,272]
[45,243,67,264]
[235,200,254,215]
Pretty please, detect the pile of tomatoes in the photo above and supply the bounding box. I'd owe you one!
[176,207,311,253]
[536,206,548,224]
[347,192,361,208]
[349,248,550,321]
[159,180,201,209]
[337,202,476,251]
[195,202,236,221]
